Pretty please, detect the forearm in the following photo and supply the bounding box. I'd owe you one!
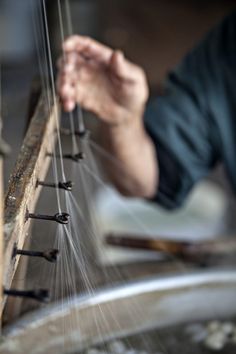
[99,113,159,198]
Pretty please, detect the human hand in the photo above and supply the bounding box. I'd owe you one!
[57,36,149,125]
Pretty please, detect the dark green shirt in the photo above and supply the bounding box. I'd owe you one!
[145,11,236,209]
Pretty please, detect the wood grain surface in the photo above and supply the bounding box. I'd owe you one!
[2,92,58,314]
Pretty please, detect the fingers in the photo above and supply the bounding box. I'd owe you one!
[57,59,94,112]
[57,44,102,112]
[109,50,145,83]
[57,66,76,112]
[57,52,85,73]
[63,35,113,64]
[57,85,76,112]
[109,50,125,78]
[57,51,81,111]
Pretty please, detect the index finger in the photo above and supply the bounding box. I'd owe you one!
[63,35,113,65]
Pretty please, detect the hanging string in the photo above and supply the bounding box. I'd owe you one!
[57,0,79,156]
[0,63,2,120]
[41,0,68,213]
[64,0,86,137]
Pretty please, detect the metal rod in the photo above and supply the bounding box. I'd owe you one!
[63,153,85,161]
[60,128,90,139]
[4,288,50,303]
[76,105,86,136]
[59,126,89,161]
[13,247,59,263]
[47,152,85,162]
[26,211,70,224]
[37,180,73,191]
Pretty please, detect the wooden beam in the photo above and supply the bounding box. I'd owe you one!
[2,92,58,312]
[0,157,3,324]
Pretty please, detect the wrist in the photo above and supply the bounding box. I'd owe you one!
[103,105,145,131]
[98,108,147,151]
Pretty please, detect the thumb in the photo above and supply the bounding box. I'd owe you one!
[110,50,129,79]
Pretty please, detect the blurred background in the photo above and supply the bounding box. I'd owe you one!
[1,0,236,247]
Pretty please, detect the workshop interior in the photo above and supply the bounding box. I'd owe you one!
[1,0,236,353]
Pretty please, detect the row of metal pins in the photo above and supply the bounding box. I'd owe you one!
[5,126,87,302]
[4,246,60,302]
[4,244,58,302]
[4,184,69,302]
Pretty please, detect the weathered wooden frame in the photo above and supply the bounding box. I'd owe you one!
[0,158,3,321]
[2,92,58,314]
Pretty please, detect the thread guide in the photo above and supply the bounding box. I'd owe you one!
[4,288,50,303]
[37,180,73,191]
[12,245,59,263]
[26,211,70,224]
[47,152,85,162]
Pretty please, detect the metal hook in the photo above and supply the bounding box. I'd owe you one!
[37,180,73,191]
[26,211,70,224]
[47,152,85,162]
[4,288,50,303]
[13,246,59,263]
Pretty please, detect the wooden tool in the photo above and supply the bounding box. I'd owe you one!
[105,233,236,261]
